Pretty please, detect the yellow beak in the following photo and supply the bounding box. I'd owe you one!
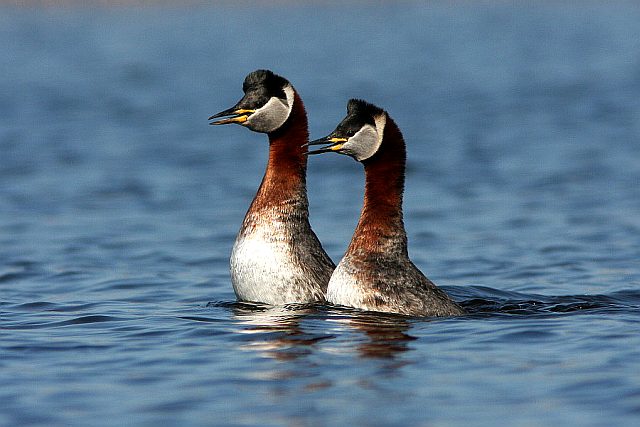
[208,109,256,125]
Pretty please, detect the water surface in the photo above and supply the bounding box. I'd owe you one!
[1,2,640,426]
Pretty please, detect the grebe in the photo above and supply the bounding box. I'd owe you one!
[209,70,334,304]
[308,99,465,317]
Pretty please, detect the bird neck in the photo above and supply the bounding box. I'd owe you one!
[250,91,309,217]
[347,116,408,255]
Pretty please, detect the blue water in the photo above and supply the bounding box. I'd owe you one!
[2,2,640,426]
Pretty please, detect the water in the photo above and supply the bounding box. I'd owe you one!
[1,2,640,426]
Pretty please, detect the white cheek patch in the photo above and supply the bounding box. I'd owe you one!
[344,113,386,161]
[245,85,295,133]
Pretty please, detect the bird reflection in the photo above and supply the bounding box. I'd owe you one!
[230,302,330,362]
[355,318,416,359]
[326,308,417,360]
[227,302,418,363]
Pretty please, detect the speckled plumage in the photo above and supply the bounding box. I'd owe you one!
[231,200,333,304]
[318,100,465,317]
[212,71,334,304]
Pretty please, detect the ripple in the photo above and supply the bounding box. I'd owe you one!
[6,343,113,352]
[92,277,171,291]
[10,302,99,313]
[0,271,27,283]
[179,315,224,323]
[3,315,125,330]
[459,288,638,317]
[499,329,558,343]
[13,301,57,311]
[62,315,123,325]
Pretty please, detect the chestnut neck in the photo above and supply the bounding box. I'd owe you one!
[347,116,408,255]
[249,91,309,217]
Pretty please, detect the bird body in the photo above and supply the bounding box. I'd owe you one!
[210,70,334,304]
[309,99,465,317]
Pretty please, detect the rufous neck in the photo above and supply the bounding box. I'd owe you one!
[348,116,408,254]
[251,91,309,214]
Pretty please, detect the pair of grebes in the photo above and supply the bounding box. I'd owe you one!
[209,70,465,317]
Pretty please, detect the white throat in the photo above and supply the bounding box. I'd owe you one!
[350,113,387,161]
[245,85,295,133]
[373,113,386,149]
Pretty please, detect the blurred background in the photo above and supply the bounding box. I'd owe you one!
[2,2,640,426]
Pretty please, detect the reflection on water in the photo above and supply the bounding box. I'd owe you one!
[229,302,417,362]
[325,311,417,361]
[231,303,328,361]
[351,315,416,360]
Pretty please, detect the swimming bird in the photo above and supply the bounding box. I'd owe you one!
[308,99,465,317]
[209,70,335,304]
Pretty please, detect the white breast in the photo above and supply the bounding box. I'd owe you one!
[230,231,302,305]
[325,259,370,309]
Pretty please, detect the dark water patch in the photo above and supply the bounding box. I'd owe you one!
[502,269,549,280]
[125,329,178,339]
[185,256,222,266]
[9,301,99,313]
[92,277,171,291]
[499,328,557,343]
[0,264,43,283]
[12,301,58,311]
[0,271,29,283]
[3,315,125,330]
[460,288,638,317]
[6,343,113,353]
[50,303,100,312]
[62,315,123,325]
[179,315,226,323]
[609,289,640,305]
[48,269,92,281]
